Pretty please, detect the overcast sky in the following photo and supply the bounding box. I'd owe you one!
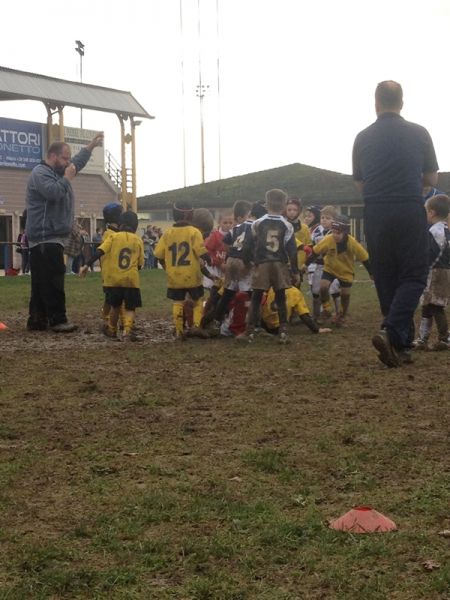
[1,0,449,196]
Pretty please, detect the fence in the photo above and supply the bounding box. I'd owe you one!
[0,242,21,275]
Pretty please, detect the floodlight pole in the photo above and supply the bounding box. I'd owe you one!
[75,40,85,129]
[196,83,208,184]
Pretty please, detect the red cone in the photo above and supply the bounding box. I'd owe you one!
[0,322,8,331]
[329,506,397,533]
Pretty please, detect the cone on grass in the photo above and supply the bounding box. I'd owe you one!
[329,506,397,534]
[0,322,8,331]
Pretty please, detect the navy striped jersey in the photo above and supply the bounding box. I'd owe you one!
[429,222,450,269]
[249,214,296,265]
[223,220,253,259]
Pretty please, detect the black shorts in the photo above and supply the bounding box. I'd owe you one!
[104,287,142,310]
[321,271,352,288]
[167,286,204,301]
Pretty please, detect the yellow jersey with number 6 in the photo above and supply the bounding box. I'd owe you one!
[98,231,144,288]
[154,224,207,289]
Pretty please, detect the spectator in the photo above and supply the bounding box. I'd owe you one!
[352,81,438,367]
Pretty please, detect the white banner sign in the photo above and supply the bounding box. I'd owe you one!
[64,127,104,175]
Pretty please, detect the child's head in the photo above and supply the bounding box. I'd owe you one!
[250,201,267,220]
[120,210,138,233]
[425,194,450,224]
[233,200,251,223]
[218,213,234,232]
[320,205,338,230]
[192,208,215,238]
[103,202,123,226]
[173,201,194,223]
[304,205,321,228]
[265,189,288,215]
[330,215,350,242]
[286,196,302,221]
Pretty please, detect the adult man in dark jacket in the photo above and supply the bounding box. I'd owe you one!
[26,133,103,332]
[352,81,439,367]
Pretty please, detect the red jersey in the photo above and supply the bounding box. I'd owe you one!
[205,229,227,267]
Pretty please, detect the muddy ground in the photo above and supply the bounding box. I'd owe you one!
[0,283,449,599]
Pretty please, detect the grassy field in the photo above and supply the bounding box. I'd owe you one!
[0,271,449,599]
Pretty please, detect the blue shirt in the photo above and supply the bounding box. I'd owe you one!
[352,112,438,203]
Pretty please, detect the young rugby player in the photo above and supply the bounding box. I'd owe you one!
[80,211,144,341]
[153,202,210,339]
[413,194,450,351]
[307,215,371,325]
[213,200,253,325]
[243,189,300,343]
[99,202,123,327]
[261,286,332,335]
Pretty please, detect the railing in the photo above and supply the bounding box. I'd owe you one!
[105,150,122,188]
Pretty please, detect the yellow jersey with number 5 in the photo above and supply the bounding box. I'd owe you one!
[154,224,207,289]
[98,231,144,288]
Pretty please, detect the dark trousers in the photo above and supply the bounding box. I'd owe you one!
[364,201,429,349]
[28,243,67,329]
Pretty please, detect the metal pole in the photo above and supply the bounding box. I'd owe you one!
[75,40,85,129]
[216,0,222,180]
[179,0,187,187]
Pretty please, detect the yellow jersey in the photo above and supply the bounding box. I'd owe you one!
[99,227,117,284]
[295,222,312,266]
[154,224,207,289]
[312,234,368,283]
[262,286,310,329]
[98,231,144,288]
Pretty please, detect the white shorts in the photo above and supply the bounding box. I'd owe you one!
[310,265,341,295]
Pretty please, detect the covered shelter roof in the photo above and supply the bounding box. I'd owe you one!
[0,65,153,119]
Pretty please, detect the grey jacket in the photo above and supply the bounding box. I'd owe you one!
[25,147,91,244]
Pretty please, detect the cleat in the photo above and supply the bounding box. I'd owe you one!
[278,331,290,345]
[185,326,210,339]
[253,327,273,338]
[236,330,254,343]
[372,330,400,368]
[431,340,449,351]
[412,338,428,351]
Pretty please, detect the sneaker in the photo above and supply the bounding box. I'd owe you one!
[431,340,449,351]
[412,338,428,351]
[51,322,78,333]
[371,330,400,368]
[397,349,414,365]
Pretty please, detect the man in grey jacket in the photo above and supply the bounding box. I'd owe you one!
[26,133,103,332]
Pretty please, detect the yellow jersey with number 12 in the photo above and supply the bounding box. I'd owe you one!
[154,224,207,289]
[98,231,144,288]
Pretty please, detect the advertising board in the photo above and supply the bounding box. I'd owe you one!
[0,117,45,169]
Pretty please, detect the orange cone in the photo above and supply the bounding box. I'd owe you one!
[329,505,397,533]
[0,322,8,331]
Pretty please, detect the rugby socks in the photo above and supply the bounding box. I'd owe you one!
[192,298,204,328]
[340,294,350,317]
[418,316,432,342]
[312,294,321,320]
[172,301,185,337]
[122,310,135,335]
[274,288,287,326]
